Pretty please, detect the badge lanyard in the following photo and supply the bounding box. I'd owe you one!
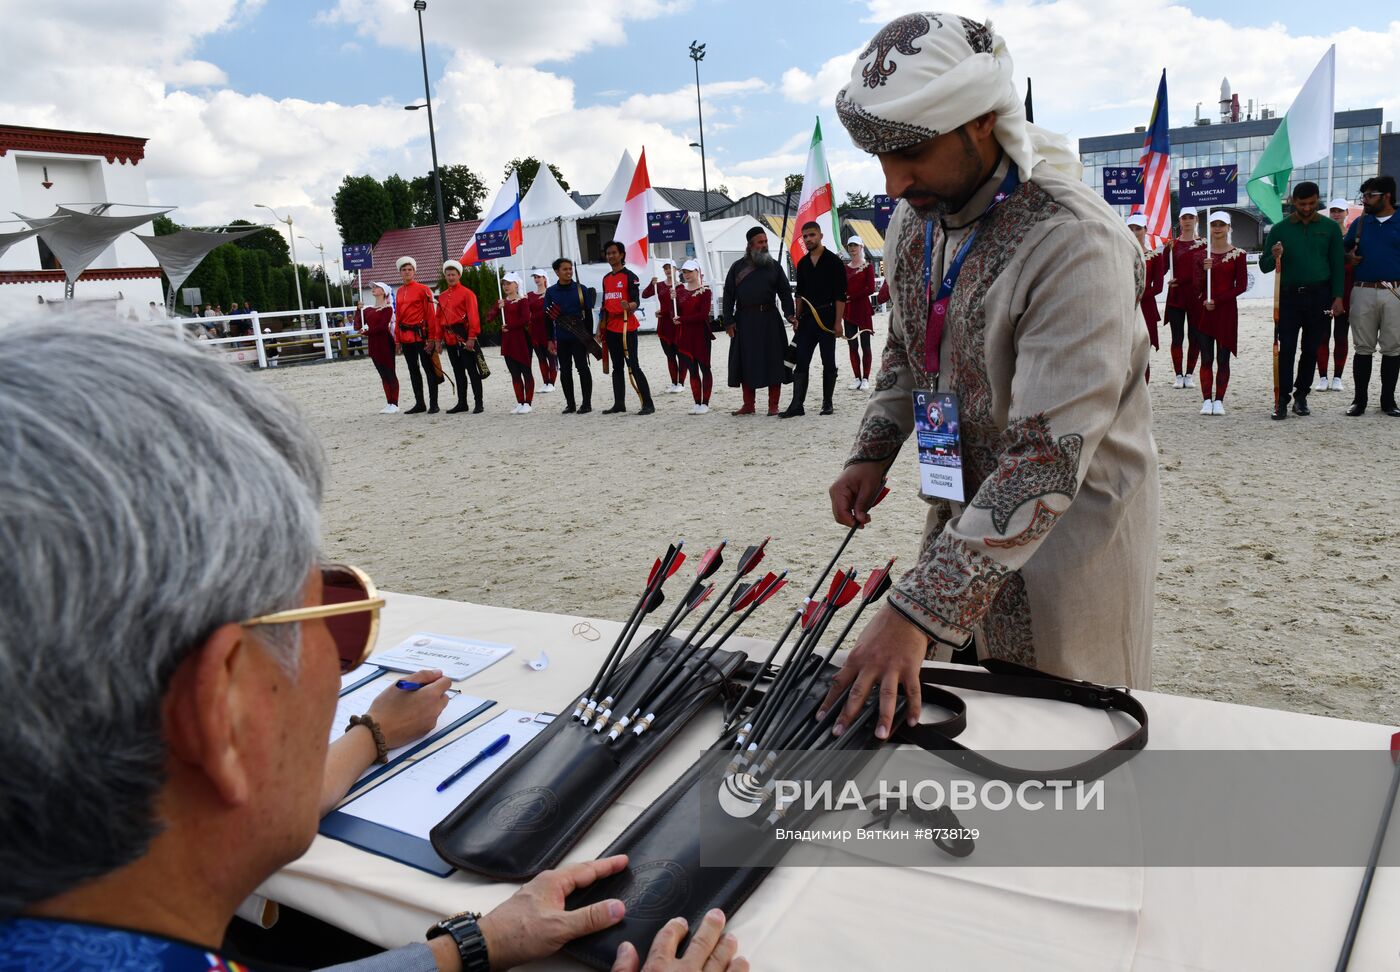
[923,166,1021,381]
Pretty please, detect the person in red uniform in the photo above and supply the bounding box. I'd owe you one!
[1191,211,1249,416]
[361,281,399,413]
[528,269,556,393]
[596,240,655,415]
[642,258,687,394]
[1317,199,1354,392]
[675,258,714,414]
[1164,207,1206,388]
[438,259,484,414]
[1126,213,1165,384]
[490,271,536,414]
[394,256,441,414]
[842,235,877,390]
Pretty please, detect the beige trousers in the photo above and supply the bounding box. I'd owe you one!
[1349,285,1400,356]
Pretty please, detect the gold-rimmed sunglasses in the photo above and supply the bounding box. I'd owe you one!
[244,564,384,673]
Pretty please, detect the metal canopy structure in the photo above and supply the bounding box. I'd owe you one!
[0,216,65,263]
[133,226,262,300]
[17,205,172,296]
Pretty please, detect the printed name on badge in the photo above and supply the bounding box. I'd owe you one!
[913,390,965,502]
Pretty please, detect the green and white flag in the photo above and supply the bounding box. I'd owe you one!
[1246,45,1335,223]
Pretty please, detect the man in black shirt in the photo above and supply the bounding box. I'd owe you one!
[782,221,848,417]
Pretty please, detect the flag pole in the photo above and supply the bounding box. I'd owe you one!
[1326,45,1336,202]
[1272,253,1282,411]
[1206,207,1213,303]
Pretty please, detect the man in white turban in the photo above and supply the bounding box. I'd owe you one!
[823,12,1158,741]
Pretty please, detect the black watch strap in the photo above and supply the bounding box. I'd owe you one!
[427,912,490,972]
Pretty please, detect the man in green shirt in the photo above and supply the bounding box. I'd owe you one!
[1258,180,1345,418]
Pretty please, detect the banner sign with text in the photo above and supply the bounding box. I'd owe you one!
[647,209,691,243]
[1102,166,1145,206]
[342,243,374,270]
[1178,165,1239,207]
[873,194,894,232]
[475,230,513,259]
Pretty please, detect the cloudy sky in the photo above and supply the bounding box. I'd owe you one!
[4,0,1396,265]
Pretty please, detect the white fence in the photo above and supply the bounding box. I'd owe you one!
[158,306,360,369]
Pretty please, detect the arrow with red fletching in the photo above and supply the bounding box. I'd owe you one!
[736,538,769,576]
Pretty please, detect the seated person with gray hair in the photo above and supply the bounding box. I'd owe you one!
[0,318,747,972]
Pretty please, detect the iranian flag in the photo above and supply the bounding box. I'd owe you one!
[789,117,839,268]
[616,148,651,276]
[1246,46,1335,223]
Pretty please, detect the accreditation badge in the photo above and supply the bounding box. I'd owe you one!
[913,389,965,502]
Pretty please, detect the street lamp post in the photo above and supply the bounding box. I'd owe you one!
[410,0,449,265]
[299,236,333,307]
[255,203,304,314]
[689,41,709,218]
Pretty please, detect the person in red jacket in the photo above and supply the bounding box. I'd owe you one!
[1317,199,1354,392]
[1191,212,1249,416]
[1164,207,1206,388]
[1127,213,1165,384]
[675,258,714,414]
[360,281,399,413]
[491,271,536,413]
[394,256,441,414]
[842,236,877,390]
[528,269,557,392]
[643,258,686,394]
[438,260,483,414]
[596,240,655,415]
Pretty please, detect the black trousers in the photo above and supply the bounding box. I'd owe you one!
[556,336,592,408]
[445,343,482,408]
[791,316,838,408]
[1276,284,1331,404]
[402,343,437,408]
[605,330,652,408]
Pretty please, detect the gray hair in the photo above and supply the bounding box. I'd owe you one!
[0,315,326,917]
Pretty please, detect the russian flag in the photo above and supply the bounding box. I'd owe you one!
[462,171,523,266]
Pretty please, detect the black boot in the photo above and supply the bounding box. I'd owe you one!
[1347,354,1372,416]
[447,398,470,414]
[781,372,808,418]
[819,369,837,415]
[1381,355,1400,416]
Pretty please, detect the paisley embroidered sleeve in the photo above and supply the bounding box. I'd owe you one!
[889,219,1139,641]
[846,206,917,468]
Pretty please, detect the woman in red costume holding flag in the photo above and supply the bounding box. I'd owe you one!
[1191,212,1249,416]
[490,271,535,414]
[360,281,399,413]
[675,258,713,414]
[643,258,688,394]
[842,235,876,390]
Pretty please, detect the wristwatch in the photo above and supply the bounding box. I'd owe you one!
[426,911,490,972]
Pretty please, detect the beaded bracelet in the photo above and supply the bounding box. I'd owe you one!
[347,714,388,764]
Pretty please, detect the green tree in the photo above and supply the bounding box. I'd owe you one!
[186,247,230,310]
[461,266,502,342]
[782,173,803,197]
[243,250,271,310]
[839,190,873,214]
[502,157,570,196]
[153,213,180,236]
[716,184,730,198]
[229,218,291,267]
[410,164,488,224]
[222,244,246,304]
[333,174,395,246]
[383,174,414,229]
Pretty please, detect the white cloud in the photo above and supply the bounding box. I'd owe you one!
[781,49,860,104]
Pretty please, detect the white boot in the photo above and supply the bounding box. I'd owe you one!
[380,403,399,414]
[1183,373,1194,388]
[697,403,709,414]
[848,378,862,390]
[1173,374,1185,388]
[1200,399,1213,415]
[521,402,532,413]
[859,378,870,390]
[1314,375,1329,392]
[1330,376,1344,391]
[1212,399,1224,415]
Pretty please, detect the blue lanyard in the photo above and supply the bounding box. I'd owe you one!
[922,165,1021,376]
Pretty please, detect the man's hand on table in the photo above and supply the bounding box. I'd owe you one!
[611,909,747,972]
[366,668,451,748]
[475,855,628,969]
[819,603,925,741]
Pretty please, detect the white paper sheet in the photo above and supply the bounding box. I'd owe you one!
[331,681,491,781]
[340,710,550,840]
[373,633,514,681]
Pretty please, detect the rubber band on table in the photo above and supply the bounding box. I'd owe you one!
[571,621,601,641]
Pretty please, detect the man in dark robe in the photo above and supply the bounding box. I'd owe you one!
[723,227,795,415]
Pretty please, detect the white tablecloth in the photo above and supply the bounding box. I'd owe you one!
[258,592,1399,971]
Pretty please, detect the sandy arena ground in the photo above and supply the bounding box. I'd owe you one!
[259,302,1398,726]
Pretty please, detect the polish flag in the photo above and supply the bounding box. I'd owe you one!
[789,117,838,268]
[616,148,651,275]
[461,171,523,266]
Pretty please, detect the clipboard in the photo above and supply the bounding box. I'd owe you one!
[342,693,498,796]
[339,664,385,696]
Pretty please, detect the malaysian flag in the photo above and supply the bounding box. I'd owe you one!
[1132,70,1171,247]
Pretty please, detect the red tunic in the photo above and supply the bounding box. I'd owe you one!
[394,280,440,344]
[601,269,640,334]
[642,278,678,345]
[360,306,395,363]
[491,297,534,366]
[675,285,713,365]
[526,291,549,346]
[1165,237,1206,312]
[1139,249,1165,349]
[843,263,876,331]
[1191,246,1249,355]
[437,283,480,347]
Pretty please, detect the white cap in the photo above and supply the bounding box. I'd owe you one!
[1208,211,1231,226]
[502,271,524,288]
[845,235,863,246]
[658,257,676,270]
[1125,213,1148,228]
[396,256,417,270]
[1328,198,1350,211]
[680,258,701,272]
[530,268,548,279]
[1178,207,1197,219]
[442,259,463,274]
[370,281,393,299]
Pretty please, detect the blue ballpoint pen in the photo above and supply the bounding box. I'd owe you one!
[395,679,424,690]
[435,734,511,793]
